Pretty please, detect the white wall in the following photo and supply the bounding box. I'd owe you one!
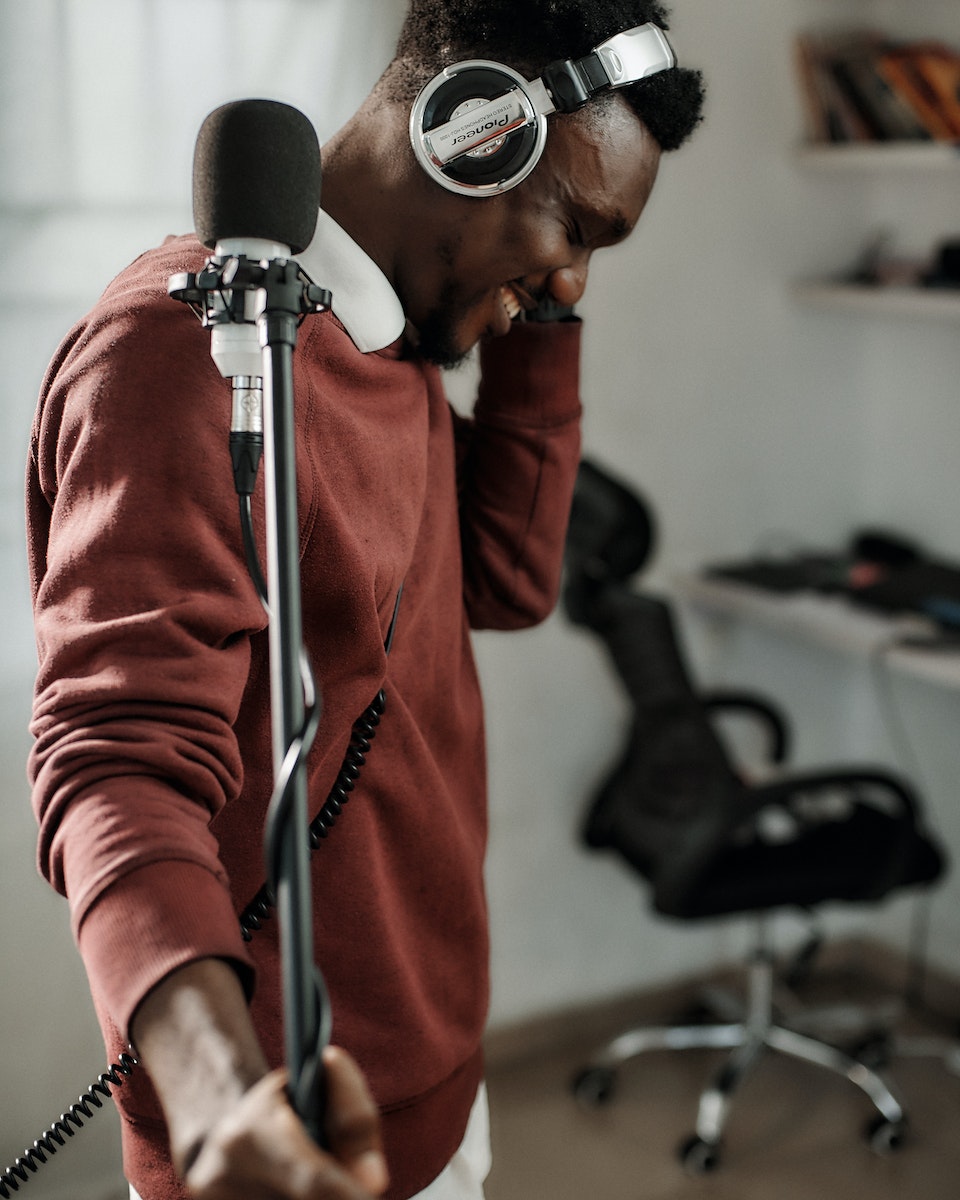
[1,1,958,1195]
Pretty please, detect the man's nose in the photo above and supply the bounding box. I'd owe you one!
[546,253,590,307]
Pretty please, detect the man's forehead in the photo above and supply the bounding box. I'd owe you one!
[556,106,660,225]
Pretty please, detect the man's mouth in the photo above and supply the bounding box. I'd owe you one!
[499,282,539,321]
[500,284,523,321]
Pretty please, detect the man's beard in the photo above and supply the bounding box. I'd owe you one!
[413,311,473,369]
[409,281,478,370]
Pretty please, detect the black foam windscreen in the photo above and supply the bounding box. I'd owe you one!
[193,99,321,253]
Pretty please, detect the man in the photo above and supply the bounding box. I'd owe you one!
[26,2,703,1198]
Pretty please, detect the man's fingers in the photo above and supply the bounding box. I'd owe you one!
[321,1046,389,1195]
[183,1065,385,1199]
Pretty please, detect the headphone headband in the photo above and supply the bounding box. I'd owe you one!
[544,24,676,111]
[409,23,676,196]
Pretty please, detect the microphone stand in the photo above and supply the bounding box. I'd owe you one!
[258,259,328,1144]
[170,255,331,1144]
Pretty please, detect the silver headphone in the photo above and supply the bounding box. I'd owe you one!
[409,23,676,197]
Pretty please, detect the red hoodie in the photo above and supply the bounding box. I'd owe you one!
[26,233,581,1199]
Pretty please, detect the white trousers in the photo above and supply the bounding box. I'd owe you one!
[129,1082,490,1200]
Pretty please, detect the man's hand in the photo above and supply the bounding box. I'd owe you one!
[131,958,388,1199]
[185,1051,388,1199]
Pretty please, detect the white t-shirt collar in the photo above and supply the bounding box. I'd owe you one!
[297,208,405,354]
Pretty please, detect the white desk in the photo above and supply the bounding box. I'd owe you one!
[672,572,960,693]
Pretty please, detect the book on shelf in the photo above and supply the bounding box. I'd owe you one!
[794,29,960,144]
[877,44,960,141]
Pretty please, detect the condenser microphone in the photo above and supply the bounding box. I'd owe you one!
[193,98,321,256]
[190,99,322,386]
[169,99,326,494]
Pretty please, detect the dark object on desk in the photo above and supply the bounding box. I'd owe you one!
[851,561,960,629]
[706,553,850,594]
[707,526,925,597]
[923,239,960,289]
[564,458,947,1173]
[850,526,923,569]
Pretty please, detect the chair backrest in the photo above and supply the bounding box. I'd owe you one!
[577,584,754,916]
[565,458,656,584]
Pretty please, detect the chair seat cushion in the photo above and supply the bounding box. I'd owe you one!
[653,803,945,919]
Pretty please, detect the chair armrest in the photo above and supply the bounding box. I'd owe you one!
[751,765,924,824]
[700,690,791,765]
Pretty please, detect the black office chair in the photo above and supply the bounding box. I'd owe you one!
[563,458,947,1172]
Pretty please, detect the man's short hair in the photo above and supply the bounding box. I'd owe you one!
[387,0,704,151]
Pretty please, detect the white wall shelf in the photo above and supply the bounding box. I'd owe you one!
[795,141,960,171]
[791,136,960,320]
[792,281,960,320]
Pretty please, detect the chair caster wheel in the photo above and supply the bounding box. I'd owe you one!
[866,1115,906,1154]
[678,1134,721,1174]
[571,1065,617,1108]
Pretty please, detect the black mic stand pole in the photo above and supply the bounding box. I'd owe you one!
[258,259,330,1146]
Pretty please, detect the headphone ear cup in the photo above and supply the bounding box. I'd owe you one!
[411,62,546,195]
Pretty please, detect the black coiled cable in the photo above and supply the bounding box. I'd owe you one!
[309,688,386,849]
[240,686,386,941]
[0,1054,138,1198]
